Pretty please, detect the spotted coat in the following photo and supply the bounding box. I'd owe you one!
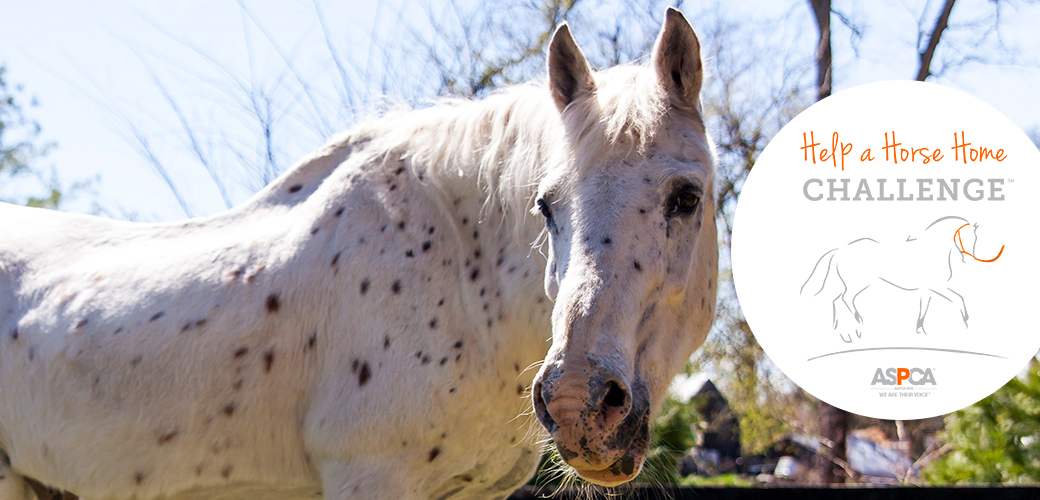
[0,9,717,500]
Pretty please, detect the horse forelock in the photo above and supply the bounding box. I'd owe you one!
[556,66,671,171]
[592,65,670,153]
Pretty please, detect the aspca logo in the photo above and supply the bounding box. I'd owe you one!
[871,367,937,386]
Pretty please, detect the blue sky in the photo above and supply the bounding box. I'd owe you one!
[2,0,1038,221]
[1,0,414,219]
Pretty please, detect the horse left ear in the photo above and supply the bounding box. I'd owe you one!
[652,8,704,115]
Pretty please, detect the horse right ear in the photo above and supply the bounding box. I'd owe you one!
[547,24,596,112]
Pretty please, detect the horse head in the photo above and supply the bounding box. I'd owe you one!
[530,8,718,486]
[955,221,1004,263]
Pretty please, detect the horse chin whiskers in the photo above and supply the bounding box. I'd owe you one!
[519,359,546,378]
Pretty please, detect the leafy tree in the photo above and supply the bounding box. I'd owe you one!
[923,359,1040,484]
[0,64,61,208]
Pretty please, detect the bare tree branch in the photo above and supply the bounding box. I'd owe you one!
[809,0,832,100]
[126,124,194,218]
[123,44,234,210]
[236,0,336,139]
[311,0,362,119]
[917,0,957,81]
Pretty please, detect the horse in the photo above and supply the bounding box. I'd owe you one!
[800,215,1003,343]
[0,8,717,499]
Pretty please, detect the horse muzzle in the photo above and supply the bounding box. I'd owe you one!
[532,366,651,486]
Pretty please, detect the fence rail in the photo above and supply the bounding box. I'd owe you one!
[508,485,1040,500]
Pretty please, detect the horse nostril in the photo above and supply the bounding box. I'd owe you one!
[596,379,631,432]
[603,380,627,408]
[533,380,557,432]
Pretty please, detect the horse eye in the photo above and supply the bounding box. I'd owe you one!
[536,198,553,220]
[668,185,701,216]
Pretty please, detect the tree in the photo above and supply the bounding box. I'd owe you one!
[804,1,850,482]
[0,64,61,208]
[701,0,1040,483]
[924,358,1040,483]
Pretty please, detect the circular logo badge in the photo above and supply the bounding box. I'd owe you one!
[732,81,1040,420]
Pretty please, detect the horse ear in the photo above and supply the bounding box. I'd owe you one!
[652,8,704,115]
[547,23,596,112]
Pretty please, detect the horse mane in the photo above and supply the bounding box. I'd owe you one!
[361,64,668,230]
[255,64,671,242]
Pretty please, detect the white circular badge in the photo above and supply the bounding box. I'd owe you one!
[731,81,1040,420]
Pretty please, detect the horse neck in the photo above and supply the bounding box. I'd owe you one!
[926,219,970,266]
[222,90,566,321]
[231,92,560,324]
[243,88,561,245]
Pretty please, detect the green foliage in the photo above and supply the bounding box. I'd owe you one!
[691,322,803,455]
[26,188,62,208]
[679,473,754,487]
[0,64,60,208]
[923,359,1040,484]
[634,395,699,484]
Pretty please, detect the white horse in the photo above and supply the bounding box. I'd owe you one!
[0,9,717,500]
[800,216,1003,343]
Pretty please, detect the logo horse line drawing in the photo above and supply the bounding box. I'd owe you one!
[800,215,1004,343]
